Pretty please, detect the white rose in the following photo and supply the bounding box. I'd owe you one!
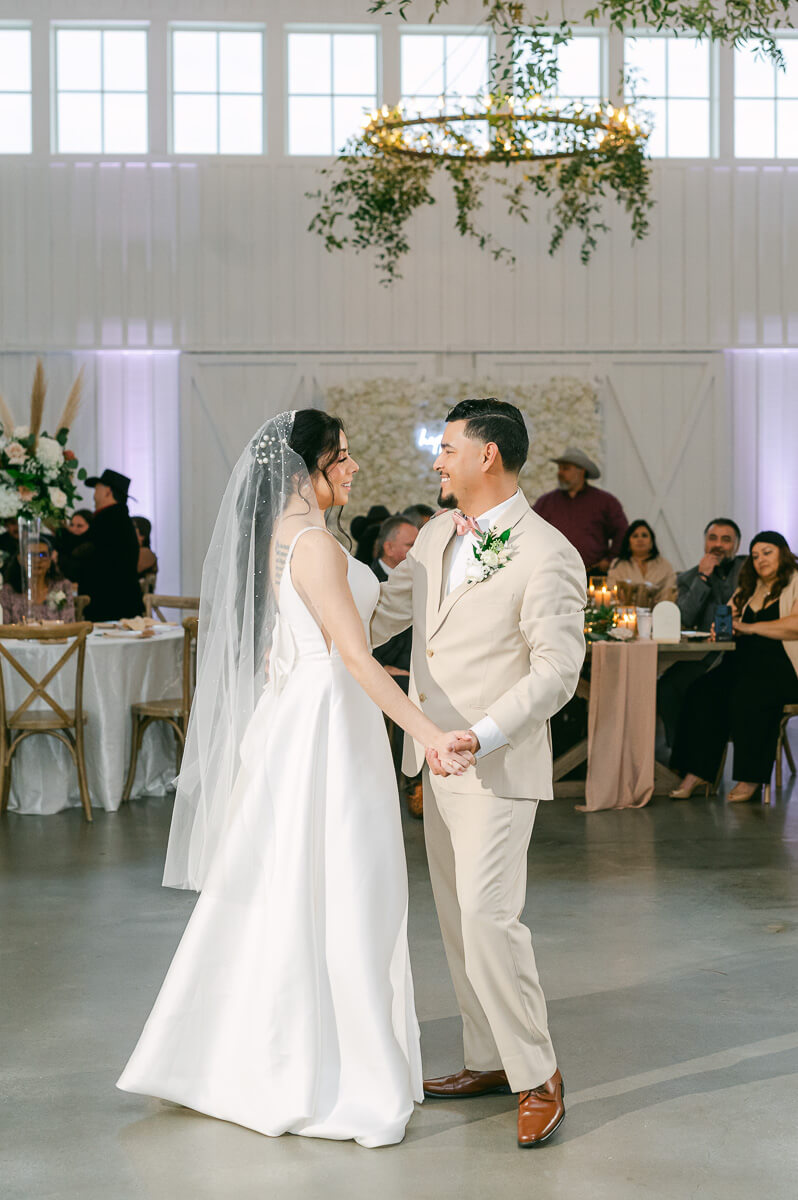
[0,483,21,518]
[48,486,68,510]
[481,549,500,570]
[13,425,29,439]
[6,441,26,466]
[465,558,487,583]
[37,436,64,473]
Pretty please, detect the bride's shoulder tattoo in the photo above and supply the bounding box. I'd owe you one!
[274,540,289,586]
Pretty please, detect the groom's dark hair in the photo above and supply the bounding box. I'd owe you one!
[445,398,529,474]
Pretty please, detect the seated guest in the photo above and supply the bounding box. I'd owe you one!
[132,516,158,595]
[670,531,798,803]
[54,509,93,577]
[60,468,144,622]
[354,504,391,564]
[608,519,677,604]
[0,518,19,570]
[0,535,76,622]
[533,446,627,572]
[657,518,746,748]
[370,515,423,816]
[402,503,435,529]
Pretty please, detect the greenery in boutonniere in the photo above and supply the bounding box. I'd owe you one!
[466,527,513,584]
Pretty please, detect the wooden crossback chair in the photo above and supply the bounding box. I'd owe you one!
[0,622,93,821]
[144,594,200,623]
[75,595,91,621]
[122,617,199,803]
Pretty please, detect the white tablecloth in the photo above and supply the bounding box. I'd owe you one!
[2,628,184,815]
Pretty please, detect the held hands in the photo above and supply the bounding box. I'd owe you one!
[426,730,479,777]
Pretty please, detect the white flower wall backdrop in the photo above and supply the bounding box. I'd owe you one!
[325,376,603,523]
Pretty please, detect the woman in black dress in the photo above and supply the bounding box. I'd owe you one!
[670,531,798,802]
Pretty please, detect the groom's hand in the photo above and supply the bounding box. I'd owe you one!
[451,730,479,755]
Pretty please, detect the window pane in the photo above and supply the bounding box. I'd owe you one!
[289,95,332,154]
[219,32,262,95]
[777,98,798,154]
[104,30,147,92]
[57,92,102,152]
[57,30,102,91]
[219,94,262,153]
[640,96,667,156]
[173,31,217,93]
[735,97,775,156]
[668,39,709,98]
[104,93,148,152]
[557,37,601,98]
[333,94,374,151]
[625,36,666,96]
[0,29,31,92]
[173,93,218,152]
[288,33,331,96]
[0,94,31,152]
[735,45,774,97]
[776,40,798,98]
[668,98,709,155]
[401,35,444,97]
[400,93,438,116]
[333,34,376,95]
[445,35,489,98]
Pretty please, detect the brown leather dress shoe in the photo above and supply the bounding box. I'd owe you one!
[423,1068,511,1099]
[517,1070,565,1147]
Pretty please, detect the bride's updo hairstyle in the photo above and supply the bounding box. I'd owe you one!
[288,409,351,543]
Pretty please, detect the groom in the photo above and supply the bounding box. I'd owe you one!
[371,399,586,1148]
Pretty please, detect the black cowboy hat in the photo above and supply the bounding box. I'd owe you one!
[85,468,136,500]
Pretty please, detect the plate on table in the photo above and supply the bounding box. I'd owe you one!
[682,630,712,640]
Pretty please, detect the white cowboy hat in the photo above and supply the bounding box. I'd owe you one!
[550,446,601,480]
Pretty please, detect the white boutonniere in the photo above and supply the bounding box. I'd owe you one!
[464,526,513,584]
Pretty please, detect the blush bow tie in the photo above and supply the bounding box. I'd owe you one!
[452,510,481,537]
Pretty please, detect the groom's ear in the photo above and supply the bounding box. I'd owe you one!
[481,441,501,471]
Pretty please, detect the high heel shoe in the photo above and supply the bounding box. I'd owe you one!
[726,783,761,803]
[669,777,711,799]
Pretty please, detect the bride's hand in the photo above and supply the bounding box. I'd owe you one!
[430,730,476,776]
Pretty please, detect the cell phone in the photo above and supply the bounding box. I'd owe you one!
[714,604,733,638]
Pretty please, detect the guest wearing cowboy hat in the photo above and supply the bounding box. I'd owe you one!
[533,446,628,572]
[60,468,144,622]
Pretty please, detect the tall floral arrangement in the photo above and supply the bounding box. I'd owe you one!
[325,374,602,522]
[0,361,86,524]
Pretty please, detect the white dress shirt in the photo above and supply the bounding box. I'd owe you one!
[446,491,520,758]
[378,559,394,576]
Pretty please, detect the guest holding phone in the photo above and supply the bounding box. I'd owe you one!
[669,532,798,801]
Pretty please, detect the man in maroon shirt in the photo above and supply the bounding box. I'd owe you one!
[533,447,628,572]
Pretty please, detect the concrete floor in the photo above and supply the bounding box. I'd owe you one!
[2,762,798,1200]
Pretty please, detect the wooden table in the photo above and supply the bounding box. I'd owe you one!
[552,640,735,799]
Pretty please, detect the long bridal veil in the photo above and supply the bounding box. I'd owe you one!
[162,410,324,891]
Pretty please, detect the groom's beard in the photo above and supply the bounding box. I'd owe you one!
[437,489,457,510]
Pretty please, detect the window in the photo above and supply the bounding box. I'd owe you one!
[515,30,604,108]
[400,31,489,116]
[735,39,798,157]
[54,26,148,154]
[287,30,378,155]
[171,27,264,155]
[624,34,712,157]
[0,26,32,153]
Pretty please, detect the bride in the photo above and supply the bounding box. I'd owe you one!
[117,409,473,1148]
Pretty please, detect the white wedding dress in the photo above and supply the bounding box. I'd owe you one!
[117,529,423,1147]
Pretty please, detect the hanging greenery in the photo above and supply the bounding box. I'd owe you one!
[307,0,792,282]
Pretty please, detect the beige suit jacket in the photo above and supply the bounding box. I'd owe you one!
[370,491,587,799]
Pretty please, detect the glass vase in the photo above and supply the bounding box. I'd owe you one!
[18,514,42,623]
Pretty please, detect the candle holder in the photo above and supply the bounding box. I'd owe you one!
[616,606,638,636]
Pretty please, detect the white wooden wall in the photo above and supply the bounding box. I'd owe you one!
[2,0,797,588]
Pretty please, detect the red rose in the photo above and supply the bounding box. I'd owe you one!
[64,450,76,461]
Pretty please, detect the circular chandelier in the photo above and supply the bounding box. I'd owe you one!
[308,89,652,283]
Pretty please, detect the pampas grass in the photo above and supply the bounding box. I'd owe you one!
[0,392,16,438]
[29,359,46,450]
[56,366,84,435]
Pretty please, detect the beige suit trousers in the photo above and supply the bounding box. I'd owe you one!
[423,770,557,1092]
